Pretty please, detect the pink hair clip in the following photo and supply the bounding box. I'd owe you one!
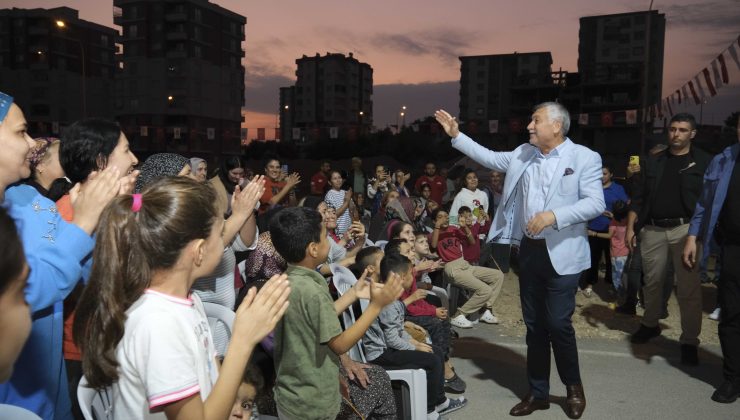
[131,193,143,212]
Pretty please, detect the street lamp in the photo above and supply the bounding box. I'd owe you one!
[55,19,87,118]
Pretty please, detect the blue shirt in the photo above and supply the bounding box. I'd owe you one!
[0,184,94,420]
[588,182,628,232]
[521,141,565,239]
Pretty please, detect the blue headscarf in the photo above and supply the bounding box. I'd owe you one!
[0,91,13,123]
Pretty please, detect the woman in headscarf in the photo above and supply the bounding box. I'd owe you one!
[134,153,190,193]
[190,157,207,182]
[25,137,66,201]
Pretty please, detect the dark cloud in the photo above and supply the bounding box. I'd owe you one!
[663,1,740,29]
[370,28,476,64]
[244,59,293,114]
[372,81,459,128]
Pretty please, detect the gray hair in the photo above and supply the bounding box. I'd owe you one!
[534,102,570,136]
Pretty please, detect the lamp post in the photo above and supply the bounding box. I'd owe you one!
[401,105,407,127]
[56,20,87,118]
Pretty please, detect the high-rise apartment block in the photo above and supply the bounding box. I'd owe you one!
[280,52,372,143]
[113,0,246,156]
[0,7,117,133]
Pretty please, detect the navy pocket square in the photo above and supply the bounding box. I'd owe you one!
[564,168,574,176]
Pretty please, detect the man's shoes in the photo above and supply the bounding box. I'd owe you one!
[565,384,586,419]
[680,344,699,366]
[480,309,499,324]
[509,394,550,416]
[444,373,466,393]
[450,314,473,329]
[711,380,740,403]
[630,324,661,344]
[615,304,636,315]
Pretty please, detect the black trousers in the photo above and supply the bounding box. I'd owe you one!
[718,243,740,384]
[581,234,611,287]
[519,239,582,399]
[371,349,445,412]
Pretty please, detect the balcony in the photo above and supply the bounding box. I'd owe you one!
[166,30,188,41]
[165,12,187,22]
[166,50,188,59]
[28,26,49,36]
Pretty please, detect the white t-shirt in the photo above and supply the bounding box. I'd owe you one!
[113,290,218,419]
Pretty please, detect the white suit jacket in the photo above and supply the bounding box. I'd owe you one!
[452,133,605,275]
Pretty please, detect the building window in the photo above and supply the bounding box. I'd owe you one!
[129,24,138,38]
[130,98,139,109]
[101,34,109,45]
[632,46,644,56]
[129,61,138,75]
[194,45,202,58]
[634,30,645,41]
[155,23,162,32]
[476,95,484,103]
[194,8,202,22]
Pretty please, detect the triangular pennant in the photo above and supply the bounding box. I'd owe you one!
[676,89,682,104]
[665,97,673,116]
[682,85,690,104]
[657,100,663,118]
[694,75,707,100]
[688,81,700,104]
[702,68,717,96]
[711,59,724,89]
[717,53,730,83]
[728,43,740,72]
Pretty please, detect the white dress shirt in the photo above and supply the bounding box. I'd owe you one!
[521,141,566,239]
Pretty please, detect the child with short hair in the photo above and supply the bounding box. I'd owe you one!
[363,253,467,418]
[229,363,264,420]
[430,208,504,329]
[74,177,291,419]
[269,207,403,420]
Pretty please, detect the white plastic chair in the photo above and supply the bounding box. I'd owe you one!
[330,264,428,420]
[202,301,235,340]
[78,376,113,420]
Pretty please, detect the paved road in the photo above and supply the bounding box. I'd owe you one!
[445,326,738,420]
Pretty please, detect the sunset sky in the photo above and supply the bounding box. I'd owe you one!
[5,0,740,132]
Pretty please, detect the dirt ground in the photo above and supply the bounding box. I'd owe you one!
[490,270,721,346]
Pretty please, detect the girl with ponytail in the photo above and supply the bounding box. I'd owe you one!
[73,176,290,419]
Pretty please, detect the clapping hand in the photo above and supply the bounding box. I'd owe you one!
[71,165,122,234]
[233,273,291,347]
[231,175,266,217]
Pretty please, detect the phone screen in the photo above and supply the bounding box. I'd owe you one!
[281,164,289,173]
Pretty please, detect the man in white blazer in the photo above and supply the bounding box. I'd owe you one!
[435,103,604,419]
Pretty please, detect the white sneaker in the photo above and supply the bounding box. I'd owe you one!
[450,314,473,329]
[427,411,440,420]
[480,309,499,324]
[709,307,721,321]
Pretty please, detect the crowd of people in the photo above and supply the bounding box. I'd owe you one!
[0,89,738,420]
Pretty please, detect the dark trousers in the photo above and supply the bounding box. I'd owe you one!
[581,234,611,287]
[406,315,452,361]
[718,243,740,384]
[66,359,83,420]
[371,349,445,412]
[519,238,582,399]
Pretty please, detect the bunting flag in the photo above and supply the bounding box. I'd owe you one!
[509,118,523,133]
[601,112,614,127]
[274,128,280,140]
[665,97,673,116]
[173,127,181,139]
[656,101,663,119]
[488,119,499,133]
[702,68,717,96]
[579,113,588,125]
[257,128,265,140]
[625,110,637,125]
[687,81,700,104]
[329,126,339,139]
[675,89,682,104]
[728,39,740,71]
[694,75,707,100]
[140,126,148,137]
[207,128,215,140]
[711,59,724,89]
[717,53,730,83]
[292,127,300,140]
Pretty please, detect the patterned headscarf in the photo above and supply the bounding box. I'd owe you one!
[29,137,60,170]
[0,91,13,123]
[134,153,189,192]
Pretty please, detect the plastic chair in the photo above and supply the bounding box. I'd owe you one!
[330,264,428,419]
[78,376,113,420]
[202,301,235,339]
